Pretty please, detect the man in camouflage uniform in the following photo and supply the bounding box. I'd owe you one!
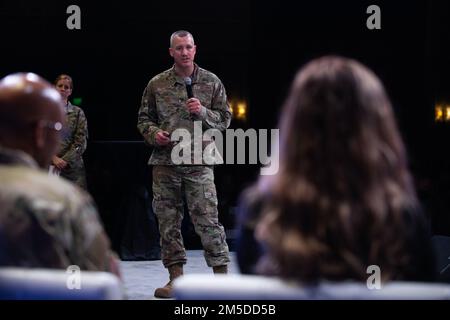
[137,30,231,298]
[0,73,120,278]
[52,74,88,189]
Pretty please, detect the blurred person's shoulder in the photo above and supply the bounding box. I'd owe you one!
[0,164,98,224]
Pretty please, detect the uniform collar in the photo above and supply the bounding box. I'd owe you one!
[169,63,200,86]
[65,101,75,113]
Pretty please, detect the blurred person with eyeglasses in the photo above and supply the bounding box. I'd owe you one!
[0,73,121,278]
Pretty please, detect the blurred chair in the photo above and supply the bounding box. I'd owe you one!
[0,268,124,300]
[174,274,450,300]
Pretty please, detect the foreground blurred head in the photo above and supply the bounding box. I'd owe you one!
[257,56,418,282]
[0,73,65,168]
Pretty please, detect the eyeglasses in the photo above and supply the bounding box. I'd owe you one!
[39,120,63,132]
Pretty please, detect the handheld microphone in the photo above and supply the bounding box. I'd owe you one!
[184,77,194,99]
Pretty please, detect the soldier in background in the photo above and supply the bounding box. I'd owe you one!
[137,30,231,298]
[51,74,88,189]
[0,73,120,277]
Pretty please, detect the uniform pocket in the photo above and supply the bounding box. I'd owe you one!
[195,83,214,108]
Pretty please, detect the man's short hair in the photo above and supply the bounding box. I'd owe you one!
[170,30,194,47]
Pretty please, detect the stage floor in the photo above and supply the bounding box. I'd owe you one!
[120,250,239,300]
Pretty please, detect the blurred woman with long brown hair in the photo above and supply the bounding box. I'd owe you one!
[237,56,436,283]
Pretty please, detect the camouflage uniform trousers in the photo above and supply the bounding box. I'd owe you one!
[60,158,87,190]
[152,165,230,268]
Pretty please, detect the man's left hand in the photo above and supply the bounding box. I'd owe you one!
[187,98,202,115]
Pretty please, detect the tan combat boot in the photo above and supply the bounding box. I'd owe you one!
[154,263,183,298]
[213,265,228,274]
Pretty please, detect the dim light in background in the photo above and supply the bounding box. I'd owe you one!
[435,104,444,121]
[434,103,450,122]
[229,99,247,121]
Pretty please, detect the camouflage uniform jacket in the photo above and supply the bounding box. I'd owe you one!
[0,145,114,272]
[137,64,232,165]
[58,102,88,166]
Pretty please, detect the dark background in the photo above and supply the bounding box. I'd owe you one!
[1,0,450,255]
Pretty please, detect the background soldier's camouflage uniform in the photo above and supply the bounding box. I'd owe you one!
[137,64,232,268]
[0,145,115,271]
[57,102,88,189]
